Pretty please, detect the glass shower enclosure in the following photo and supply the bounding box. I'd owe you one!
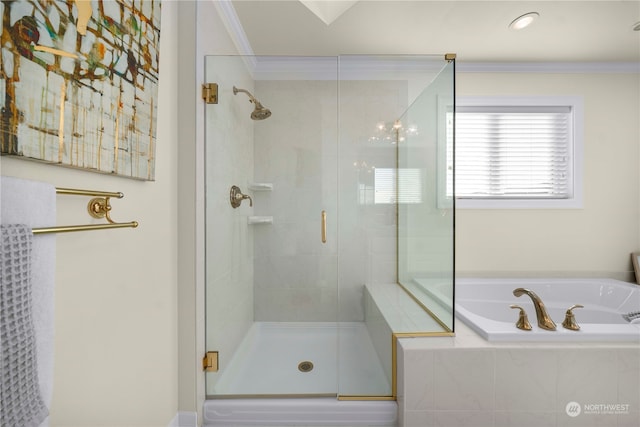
[204,55,455,400]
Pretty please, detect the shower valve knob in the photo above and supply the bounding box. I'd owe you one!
[230,185,253,208]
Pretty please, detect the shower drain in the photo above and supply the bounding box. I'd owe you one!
[298,361,314,372]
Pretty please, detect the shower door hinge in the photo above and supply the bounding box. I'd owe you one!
[203,351,219,372]
[202,83,218,104]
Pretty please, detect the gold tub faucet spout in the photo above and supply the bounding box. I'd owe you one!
[513,288,557,330]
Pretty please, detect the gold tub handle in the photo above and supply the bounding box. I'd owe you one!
[321,210,327,244]
[562,304,584,331]
[509,304,532,331]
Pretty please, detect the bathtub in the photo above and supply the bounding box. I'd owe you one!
[203,322,397,426]
[454,278,640,342]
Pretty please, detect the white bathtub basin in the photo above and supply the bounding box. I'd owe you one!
[454,278,640,342]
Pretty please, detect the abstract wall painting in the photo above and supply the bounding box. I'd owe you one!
[0,0,161,180]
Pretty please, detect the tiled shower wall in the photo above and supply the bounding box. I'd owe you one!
[252,80,339,321]
[252,79,408,322]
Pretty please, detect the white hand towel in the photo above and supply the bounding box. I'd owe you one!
[1,224,49,426]
[1,176,56,427]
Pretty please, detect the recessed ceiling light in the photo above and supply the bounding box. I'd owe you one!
[509,12,540,30]
[633,21,640,31]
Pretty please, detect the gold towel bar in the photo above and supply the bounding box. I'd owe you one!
[31,187,139,235]
[32,222,139,235]
[55,187,124,198]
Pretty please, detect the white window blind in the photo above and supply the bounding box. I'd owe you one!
[374,168,422,204]
[455,105,573,199]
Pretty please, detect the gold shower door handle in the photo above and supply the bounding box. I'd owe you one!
[321,210,327,244]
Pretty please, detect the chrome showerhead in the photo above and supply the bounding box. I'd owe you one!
[233,86,272,120]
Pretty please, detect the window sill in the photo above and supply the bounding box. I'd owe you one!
[456,198,583,209]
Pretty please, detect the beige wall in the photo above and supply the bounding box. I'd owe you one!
[177,0,247,418]
[1,3,179,426]
[176,0,199,419]
[173,0,255,419]
[456,71,640,280]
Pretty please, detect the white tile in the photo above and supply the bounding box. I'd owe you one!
[370,235,397,256]
[556,411,618,427]
[557,349,619,408]
[494,411,556,427]
[369,258,397,284]
[432,410,494,427]
[618,411,640,427]
[402,409,433,427]
[617,347,640,405]
[494,349,558,411]
[433,349,495,411]
[401,346,435,411]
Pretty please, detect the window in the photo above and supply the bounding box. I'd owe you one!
[357,168,423,205]
[453,96,583,209]
[374,168,422,204]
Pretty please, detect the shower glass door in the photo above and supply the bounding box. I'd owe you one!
[204,56,339,397]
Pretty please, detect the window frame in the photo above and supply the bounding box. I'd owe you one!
[454,95,584,209]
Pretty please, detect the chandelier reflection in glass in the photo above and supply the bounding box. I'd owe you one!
[368,119,418,144]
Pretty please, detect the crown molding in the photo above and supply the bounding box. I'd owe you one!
[213,0,254,56]
[213,2,639,77]
[457,61,640,74]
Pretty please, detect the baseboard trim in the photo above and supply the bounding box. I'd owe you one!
[169,411,197,427]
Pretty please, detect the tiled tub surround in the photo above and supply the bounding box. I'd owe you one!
[397,321,640,427]
[364,284,453,396]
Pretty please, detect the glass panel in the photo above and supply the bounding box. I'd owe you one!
[397,60,455,332]
[337,56,407,398]
[204,56,339,397]
[338,55,455,398]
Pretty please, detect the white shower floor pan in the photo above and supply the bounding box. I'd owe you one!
[212,322,390,396]
[205,322,396,426]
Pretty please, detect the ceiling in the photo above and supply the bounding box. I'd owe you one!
[228,0,640,63]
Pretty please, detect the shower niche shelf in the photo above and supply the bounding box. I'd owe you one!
[248,216,273,225]
[248,183,273,191]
